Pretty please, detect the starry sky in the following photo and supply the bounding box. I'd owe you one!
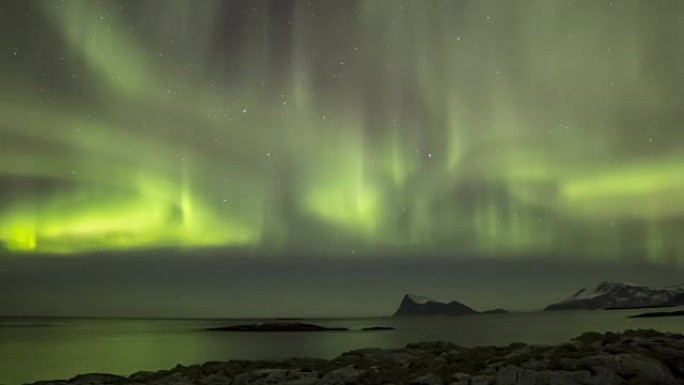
[1,1,684,316]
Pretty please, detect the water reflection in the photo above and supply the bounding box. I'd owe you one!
[1,310,683,385]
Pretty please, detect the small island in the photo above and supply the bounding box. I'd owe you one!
[360,326,394,331]
[481,309,508,314]
[206,322,349,332]
[629,310,684,318]
[393,294,476,316]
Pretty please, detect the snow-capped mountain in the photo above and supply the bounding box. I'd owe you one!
[545,281,684,311]
[404,294,432,305]
[393,294,476,316]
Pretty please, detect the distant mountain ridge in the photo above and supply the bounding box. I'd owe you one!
[545,281,684,311]
[393,294,476,316]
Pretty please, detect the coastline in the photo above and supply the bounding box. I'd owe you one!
[30,329,684,385]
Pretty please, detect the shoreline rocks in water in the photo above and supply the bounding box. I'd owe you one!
[629,310,684,318]
[30,329,684,385]
[206,322,349,332]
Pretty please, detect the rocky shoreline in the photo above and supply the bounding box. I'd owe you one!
[32,329,684,385]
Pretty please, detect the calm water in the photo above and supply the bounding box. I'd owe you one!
[1,309,683,385]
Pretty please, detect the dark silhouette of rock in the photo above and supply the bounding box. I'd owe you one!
[605,304,675,310]
[482,308,508,314]
[393,294,476,316]
[545,281,684,310]
[360,326,395,331]
[410,372,442,385]
[206,322,348,332]
[670,292,684,305]
[29,330,684,385]
[232,369,318,385]
[630,310,684,318]
[319,365,363,384]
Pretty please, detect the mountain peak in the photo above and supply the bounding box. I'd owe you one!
[404,294,434,305]
[595,281,642,292]
[546,282,684,311]
[394,294,476,317]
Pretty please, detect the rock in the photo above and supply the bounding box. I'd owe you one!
[387,351,419,366]
[32,382,69,385]
[148,372,196,385]
[496,367,581,385]
[578,353,680,385]
[202,372,233,385]
[630,310,684,318]
[232,369,318,385]
[69,374,125,385]
[469,375,495,385]
[431,357,448,367]
[360,326,395,331]
[409,373,442,385]
[449,372,473,385]
[206,322,348,332]
[200,362,232,375]
[481,309,508,314]
[334,347,423,369]
[670,291,684,305]
[172,365,202,380]
[394,294,476,316]
[406,341,461,354]
[129,371,168,383]
[319,365,363,385]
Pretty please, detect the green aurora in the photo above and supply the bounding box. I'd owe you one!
[1,0,683,261]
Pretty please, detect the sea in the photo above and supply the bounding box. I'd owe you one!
[1,309,683,385]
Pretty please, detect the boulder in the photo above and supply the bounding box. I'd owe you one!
[232,369,318,385]
[319,366,363,385]
[408,373,442,385]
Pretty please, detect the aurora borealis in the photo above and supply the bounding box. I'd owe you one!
[1,0,684,262]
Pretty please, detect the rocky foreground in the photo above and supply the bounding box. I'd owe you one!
[33,330,684,385]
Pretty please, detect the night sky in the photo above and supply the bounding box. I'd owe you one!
[1,1,684,317]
